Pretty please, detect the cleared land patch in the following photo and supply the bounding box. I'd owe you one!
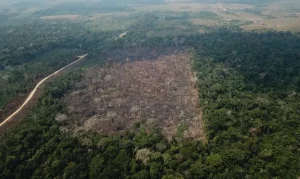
[62,51,205,141]
[132,2,300,32]
[40,15,80,20]
[83,12,138,31]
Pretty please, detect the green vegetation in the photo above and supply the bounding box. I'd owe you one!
[196,11,220,19]
[0,17,117,110]
[1,29,300,178]
[0,49,82,109]
[242,8,263,15]
[187,30,300,178]
[33,2,132,17]
[1,0,300,178]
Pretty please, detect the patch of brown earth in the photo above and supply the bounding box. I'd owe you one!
[63,52,206,141]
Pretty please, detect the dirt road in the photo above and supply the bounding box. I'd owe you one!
[119,31,127,38]
[115,31,128,40]
[0,54,88,127]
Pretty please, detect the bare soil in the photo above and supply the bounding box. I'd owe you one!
[40,15,80,20]
[63,50,206,141]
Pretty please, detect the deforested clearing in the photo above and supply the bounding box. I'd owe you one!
[40,15,80,20]
[63,51,206,141]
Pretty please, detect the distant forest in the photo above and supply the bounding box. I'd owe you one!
[102,0,164,4]
[193,0,280,4]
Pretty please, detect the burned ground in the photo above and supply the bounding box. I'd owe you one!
[62,50,205,141]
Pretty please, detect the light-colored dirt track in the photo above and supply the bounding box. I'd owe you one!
[0,54,88,127]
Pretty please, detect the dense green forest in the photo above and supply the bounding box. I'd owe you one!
[0,17,119,109]
[1,0,300,178]
[1,29,300,178]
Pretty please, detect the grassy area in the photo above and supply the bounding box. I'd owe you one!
[83,12,139,32]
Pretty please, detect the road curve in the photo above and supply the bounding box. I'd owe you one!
[0,54,88,127]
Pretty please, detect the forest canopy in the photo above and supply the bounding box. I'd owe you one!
[1,29,300,178]
[0,0,300,178]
